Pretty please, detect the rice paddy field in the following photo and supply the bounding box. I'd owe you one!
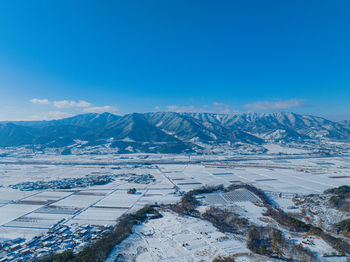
[0,153,349,242]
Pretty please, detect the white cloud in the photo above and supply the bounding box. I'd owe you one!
[83,105,117,113]
[167,105,198,113]
[166,103,239,114]
[53,100,92,108]
[30,111,73,121]
[27,98,118,119]
[30,98,50,105]
[212,102,235,114]
[245,99,305,111]
[213,102,225,107]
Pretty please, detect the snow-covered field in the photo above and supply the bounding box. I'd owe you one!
[106,211,250,262]
[0,154,350,240]
[0,152,349,260]
[263,143,311,154]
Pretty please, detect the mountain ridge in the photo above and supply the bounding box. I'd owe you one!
[0,111,349,153]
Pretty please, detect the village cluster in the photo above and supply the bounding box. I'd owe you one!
[0,224,112,261]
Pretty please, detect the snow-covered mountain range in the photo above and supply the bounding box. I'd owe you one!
[0,112,349,153]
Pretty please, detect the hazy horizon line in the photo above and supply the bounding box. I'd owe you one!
[0,110,349,123]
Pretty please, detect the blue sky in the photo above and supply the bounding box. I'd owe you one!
[0,0,349,121]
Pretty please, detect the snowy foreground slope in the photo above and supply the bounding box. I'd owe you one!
[106,183,350,262]
[106,211,250,262]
